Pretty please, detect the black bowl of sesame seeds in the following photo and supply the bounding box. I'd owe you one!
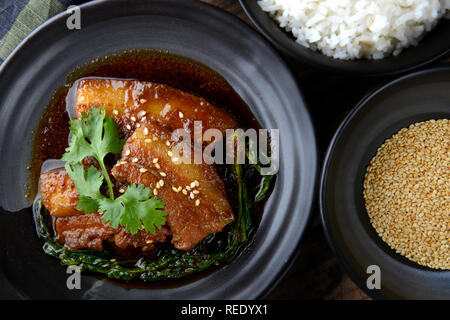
[320,66,450,300]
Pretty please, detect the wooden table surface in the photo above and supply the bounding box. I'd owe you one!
[201,0,450,300]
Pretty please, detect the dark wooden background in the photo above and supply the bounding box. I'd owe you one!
[202,0,450,300]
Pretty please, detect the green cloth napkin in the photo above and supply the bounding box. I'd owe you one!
[0,0,79,63]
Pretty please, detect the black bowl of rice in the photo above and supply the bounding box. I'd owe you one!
[240,0,450,75]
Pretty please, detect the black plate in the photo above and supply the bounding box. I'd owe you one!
[240,0,450,75]
[320,67,450,299]
[0,0,317,299]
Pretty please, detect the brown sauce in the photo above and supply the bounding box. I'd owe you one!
[30,49,268,288]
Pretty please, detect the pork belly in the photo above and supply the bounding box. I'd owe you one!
[56,214,170,251]
[55,214,115,250]
[74,78,237,138]
[40,168,170,251]
[111,123,234,250]
[40,169,80,217]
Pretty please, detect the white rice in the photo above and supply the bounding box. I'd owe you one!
[258,0,450,60]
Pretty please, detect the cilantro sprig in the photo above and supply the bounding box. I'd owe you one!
[99,185,166,235]
[62,106,124,198]
[62,108,167,235]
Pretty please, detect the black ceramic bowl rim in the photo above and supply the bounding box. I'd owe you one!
[239,0,450,76]
[0,0,318,299]
[319,66,450,300]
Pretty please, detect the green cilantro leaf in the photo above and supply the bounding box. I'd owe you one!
[62,108,125,164]
[99,185,167,235]
[65,162,103,199]
[62,107,167,235]
[65,162,103,214]
[62,108,125,199]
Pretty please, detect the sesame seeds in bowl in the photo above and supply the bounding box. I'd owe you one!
[320,67,450,299]
[363,119,449,270]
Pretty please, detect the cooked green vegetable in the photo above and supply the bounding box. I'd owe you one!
[245,137,275,202]
[62,108,167,235]
[34,162,270,281]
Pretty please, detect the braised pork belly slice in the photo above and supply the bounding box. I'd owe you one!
[55,214,115,251]
[40,168,80,217]
[74,78,237,138]
[111,123,234,250]
[39,168,170,252]
[56,214,170,251]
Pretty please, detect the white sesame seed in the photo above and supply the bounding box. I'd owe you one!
[195,199,200,206]
[126,124,132,130]
[144,139,152,143]
[153,188,158,196]
[153,158,159,163]
[159,172,166,177]
[155,163,160,169]
[140,168,148,173]
[125,150,131,156]
[140,99,147,104]
[144,127,149,135]
[146,239,153,244]
[131,116,136,122]
[190,182,196,188]
[119,188,125,193]
[113,110,119,115]
[179,111,184,119]
[159,179,164,187]
[190,192,195,199]
[132,158,138,163]
[168,151,173,157]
